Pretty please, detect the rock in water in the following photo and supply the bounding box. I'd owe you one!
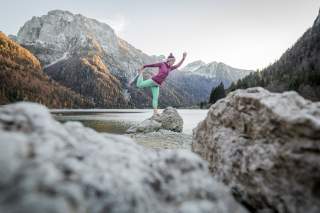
[154,107,184,132]
[192,87,320,213]
[0,102,247,213]
[127,107,183,134]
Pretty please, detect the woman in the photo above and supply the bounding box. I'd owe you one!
[137,52,187,115]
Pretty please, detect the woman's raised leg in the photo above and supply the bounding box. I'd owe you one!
[136,75,155,88]
[136,75,160,114]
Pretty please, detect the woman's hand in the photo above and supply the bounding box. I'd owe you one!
[183,52,187,59]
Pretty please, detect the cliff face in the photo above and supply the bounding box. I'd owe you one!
[0,32,94,108]
[17,10,154,77]
[192,87,320,213]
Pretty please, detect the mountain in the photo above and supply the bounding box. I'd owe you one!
[181,60,207,72]
[15,10,221,108]
[180,60,253,87]
[17,10,155,77]
[229,9,320,101]
[0,32,94,108]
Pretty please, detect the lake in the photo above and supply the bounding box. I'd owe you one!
[52,109,208,135]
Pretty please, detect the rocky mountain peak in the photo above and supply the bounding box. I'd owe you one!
[16,10,153,79]
[16,10,119,64]
[189,60,206,66]
[181,60,253,87]
[180,60,206,72]
[47,9,73,16]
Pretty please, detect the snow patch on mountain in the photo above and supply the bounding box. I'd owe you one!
[181,61,254,87]
[44,52,69,69]
[181,60,207,72]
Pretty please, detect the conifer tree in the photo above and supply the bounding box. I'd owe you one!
[209,82,226,104]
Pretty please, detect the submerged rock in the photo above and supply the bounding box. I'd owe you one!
[0,102,246,213]
[128,129,192,150]
[126,119,162,133]
[192,87,320,213]
[126,107,183,133]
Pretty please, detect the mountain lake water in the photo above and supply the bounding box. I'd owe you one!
[52,109,208,149]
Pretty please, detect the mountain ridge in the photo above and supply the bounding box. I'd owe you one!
[228,9,320,101]
[181,60,253,87]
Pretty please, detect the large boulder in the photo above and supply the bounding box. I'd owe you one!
[154,107,184,132]
[192,87,320,213]
[0,102,246,213]
[127,107,183,133]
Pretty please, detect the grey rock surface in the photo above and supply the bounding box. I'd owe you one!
[153,107,184,132]
[0,102,247,213]
[192,87,320,213]
[127,107,183,134]
[126,119,162,133]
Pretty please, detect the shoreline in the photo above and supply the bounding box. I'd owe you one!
[127,130,193,150]
[52,109,208,136]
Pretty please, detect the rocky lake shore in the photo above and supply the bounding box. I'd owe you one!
[0,87,320,213]
[126,107,193,150]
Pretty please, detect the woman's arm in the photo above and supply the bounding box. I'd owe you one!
[143,62,163,68]
[139,62,162,74]
[171,52,187,70]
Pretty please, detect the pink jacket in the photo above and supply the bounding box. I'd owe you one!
[143,57,185,85]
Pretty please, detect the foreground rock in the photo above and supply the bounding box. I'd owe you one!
[127,107,183,133]
[0,102,246,213]
[192,87,320,213]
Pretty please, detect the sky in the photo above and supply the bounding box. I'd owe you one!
[0,0,319,70]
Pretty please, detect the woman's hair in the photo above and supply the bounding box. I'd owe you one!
[167,53,175,61]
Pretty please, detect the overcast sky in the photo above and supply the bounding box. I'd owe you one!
[0,0,319,70]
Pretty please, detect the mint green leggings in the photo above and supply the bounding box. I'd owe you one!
[136,75,160,109]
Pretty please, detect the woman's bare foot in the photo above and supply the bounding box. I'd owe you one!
[153,109,160,116]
